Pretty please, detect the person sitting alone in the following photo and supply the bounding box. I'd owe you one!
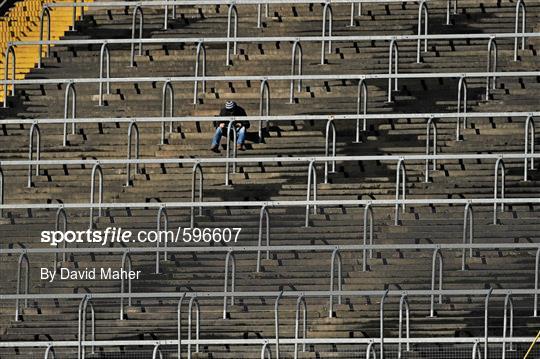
[210,101,250,153]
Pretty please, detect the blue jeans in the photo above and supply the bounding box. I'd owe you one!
[211,126,246,147]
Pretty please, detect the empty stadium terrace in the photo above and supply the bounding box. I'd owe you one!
[1,0,540,358]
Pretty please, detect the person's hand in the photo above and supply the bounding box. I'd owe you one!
[219,123,226,128]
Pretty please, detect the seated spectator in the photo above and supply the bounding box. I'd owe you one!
[210,101,250,153]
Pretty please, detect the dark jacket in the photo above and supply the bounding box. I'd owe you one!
[218,105,250,129]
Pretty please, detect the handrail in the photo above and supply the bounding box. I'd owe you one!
[257,205,270,272]
[98,42,110,107]
[524,115,535,181]
[274,290,284,359]
[362,203,374,272]
[191,162,204,227]
[394,158,406,225]
[472,340,482,359]
[328,248,342,318]
[484,288,493,359]
[514,0,526,61]
[130,5,144,67]
[38,7,51,69]
[416,0,428,63]
[223,250,236,319]
[259,78,271,141]
[89,163,103,229]
[424,117,437,182]
[54,207,68,267]
[355,79,368,143]
[161,80,175,144]
[27,123,41,188]
[176,293,187,358]
[261,341,271,358]
[388,38,399,102]
[305,160,317,227]
[226,4,238,66]
[456,76,468,140]
[535,247,540,317]
[445,0,457,25]
[398,294,410,359]
[44,345,56,359]
[126,121,140,187]
[0,165,3,217]
[321,2,333,64]
[493,157,505,224]
[349,1,362,26]
[430,247,443,317]
[225,120,238,185]
[15,252,29,321]
[502,291,514,359]
[486,37,497,99]
[193,41,207,104]
[156,206,168,273]
[366,341,377,359]
[63,82,77,146]
[119,252,133,320]
[78,295,95,359]
[152,344,163,359]
[462,202,473,271]
[324,117,336,183]
[379,289,388,359]
[289,40,302,104]
[294,295,307,358]
[187,296,201,356]
[3,44,15,107]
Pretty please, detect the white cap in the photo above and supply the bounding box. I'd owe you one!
[225,101,236,110]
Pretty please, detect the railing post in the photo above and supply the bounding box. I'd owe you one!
[259,78,270,141]
[328,248,342,318]
[126,121,140,187]
[28,123,41,188]
[119,251,132,320]
[493,157,505,225]
[257,205,270,272]
[15,252,29,321]
[349,2,362,27]
[462,202,474,270]
[289,40,303,104]
[394,158,406,225]
[524,116,535,181]
[387,39,399,103]
[430,247,443,317]
[156,206,168,273]
[226,4,238,66]
[176,293,187,358]
[78,295,95,359]
[366,341,377,359]
[3,44,15,108]
[64,82,77,146]
[486,38,497,99]
[534,247,539,317]
[446,0,457,25]
[152,344,163,359]
[502,291,514,359]
[89,163,103,229]
[261,341,271,359]
[514,0,526,61]
[324,117,336,183]
[362,203,374,272]
[130,5,144,67]
[98,42,110,107]
[355,78,368,143]
[274,291,284,359]
[484,288,493,359]
[44,345,56,359]
[225,120,238,186]
[223,250,236,319]
[380,289,389,359]
[0,166,4,217]
[416,0,428,63]
[456,76,468,140]
[54,207,68,267]
[187,296,201,356]
[294,295,307,359]
[190,162,204,227]
[425,117,437,182]
[305,160,317,227]
[38,7,51,69]
[398,293,410,359]
[193,41,207,105]
[161,80,175,144]
[321,2,333,65]
[472,340,482,359]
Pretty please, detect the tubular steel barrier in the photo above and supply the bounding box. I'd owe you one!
[362,203,374,272]
[324,117,336,183]
[394,158,406,225]
[78,295,95,359]
[226,4,238,66]
[493,157,506,225]
[445,0,457,25]
[194,41,207,104]
[27,123,41,188]
[416,0,428,63]
[223,251,236,319]
[259,78,271,141]
[380,289,389,359]
[63,82,77,146]
[156,206,169,273]
[321,2,333,64]
[355,79,368,143]
[15,252,29,321]
[502,291,515,359]
[261,341,271,359]
[37,7,51,69]
[126,121,140,187]
[524,115,535,181]
[388,38,399,102]
[430,247,443,317]
[462,202,474,271]
[120,252,133,320]
[187,296,201,357]
[424,117,437,182]
[294,295,307,359]
[89,163,103,229]
[484,288,494,359]
[514,0,526,61]
[274,290,284,359]
[98,42,111,107]
[130,5,144,67]
[161,80,175,144]
[328,248,342,318]
[456,76,468,140]
[289,40,303,104]
[44,345,56,359]
[54,207,68,267]
[486,37,497,99]
[398,294,410,359]
[257,205,271,272]
[191,163,204,227]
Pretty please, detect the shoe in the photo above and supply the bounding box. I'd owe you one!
[210,146,220,153]
[236,144,245,151]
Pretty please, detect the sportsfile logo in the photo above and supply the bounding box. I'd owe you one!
[40,227,242,246]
